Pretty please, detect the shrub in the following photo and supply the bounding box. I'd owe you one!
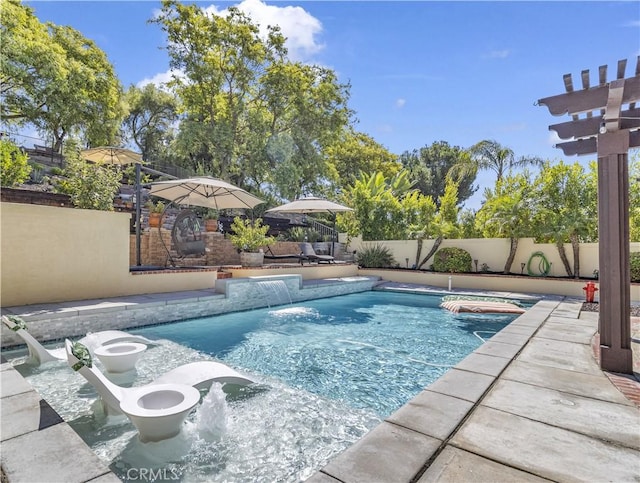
[54,144,121,210]
[631,252,640,283]
[0,139,31,187]
[433,247,472,273]
[357,243,396,268]
[229,217,275,252]
[286,227,307,242]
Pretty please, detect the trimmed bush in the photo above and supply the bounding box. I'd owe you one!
[631,252,640,283]
[357,243,396,268]
[433,247,472,273]
[0,139,31,187]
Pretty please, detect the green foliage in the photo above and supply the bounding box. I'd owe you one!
[285,227,307,242]
[29,162,46,183]
[146,200,165,213]
[229,217,275,252]
[1,0,124,149]
[325,129,400,189]
[356,243,397,268]
[453,139,543,183]
[154,1,350,196]
[631,252,640,283]
[532,161,596,278]
[123,83,178,162]
[433,247,472,273]
[629,156,640,242]
[204,209,219,220]
[458,209,481,238]
[342,170,421,241]
[0,139,31,186]
[399,141,477,206]
[55,141,121,210]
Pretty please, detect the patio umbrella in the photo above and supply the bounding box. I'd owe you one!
[81,147,143,165]
[266,197,353,255]
[265,197,354,215]
[149,176,264,210]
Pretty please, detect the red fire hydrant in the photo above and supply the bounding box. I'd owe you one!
[583,281,598,303]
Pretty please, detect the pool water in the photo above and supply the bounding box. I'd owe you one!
[10,290,520,482]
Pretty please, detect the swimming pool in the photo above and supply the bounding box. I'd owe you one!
[11,290,521,481]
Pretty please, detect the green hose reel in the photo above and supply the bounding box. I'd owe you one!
[527,251,551,276]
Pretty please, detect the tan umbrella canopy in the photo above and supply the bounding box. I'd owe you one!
[266,197,353,255]
[265,197,353,215]
[81,146,143,165]
[149,176,264,210]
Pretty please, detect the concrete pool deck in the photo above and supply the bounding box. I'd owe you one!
[1,281,639,482]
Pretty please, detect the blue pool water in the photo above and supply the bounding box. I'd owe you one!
[10,290,522,482]
[133,290,517,416]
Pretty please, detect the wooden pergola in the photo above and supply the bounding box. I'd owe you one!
[538,57,640,374]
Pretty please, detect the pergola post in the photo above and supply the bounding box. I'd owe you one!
[538,57,639,375]
[597,130,632,372]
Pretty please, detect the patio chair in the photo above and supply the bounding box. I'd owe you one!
[299,242,335,264]
[169,209,207,266]
[1,315,157,366]
[65,339,255,441]
[263,246,309,265]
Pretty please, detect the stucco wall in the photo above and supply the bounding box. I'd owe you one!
[349,236,640,278]
[2,202,637,307]
[1,202,218,306]
[359,268,640,301]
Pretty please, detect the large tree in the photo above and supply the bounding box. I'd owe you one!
[324,129,400,191]
[122,83,178,163]
[1,0,124,150]
[399,141,476,206]
[154,0,351,196]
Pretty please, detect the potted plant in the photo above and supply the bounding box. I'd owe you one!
[146,200,165,228]
[203,209,219,232]
[229,217,275,267]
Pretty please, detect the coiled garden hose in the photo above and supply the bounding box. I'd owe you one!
[527,251,551,276]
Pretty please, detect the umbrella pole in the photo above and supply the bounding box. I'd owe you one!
[331,213,336,257]
[135,163,142,266]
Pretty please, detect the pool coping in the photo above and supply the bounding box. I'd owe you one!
[2,281,638,482]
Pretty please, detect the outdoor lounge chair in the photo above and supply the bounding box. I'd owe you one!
[299,242,335,263]
[65,339,255,441]
[1,315,157,366]
[263,246,308,265]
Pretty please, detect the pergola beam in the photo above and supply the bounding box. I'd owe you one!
[538,74,640,117]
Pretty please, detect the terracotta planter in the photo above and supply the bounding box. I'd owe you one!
[204,219,218,232]
[148,212,162,228]
[240,252,264,267]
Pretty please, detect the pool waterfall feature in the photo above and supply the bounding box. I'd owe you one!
[0,275,381,350]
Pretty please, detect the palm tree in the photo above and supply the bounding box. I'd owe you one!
[449,140,543,184]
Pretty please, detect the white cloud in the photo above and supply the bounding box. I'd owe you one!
[137,70,176,89]
[624,20,640,27]
[205,0,324,62]
[483,49,511,59]
[395,98,406,109]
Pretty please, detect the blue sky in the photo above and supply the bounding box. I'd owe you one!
[25,1,640,208]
